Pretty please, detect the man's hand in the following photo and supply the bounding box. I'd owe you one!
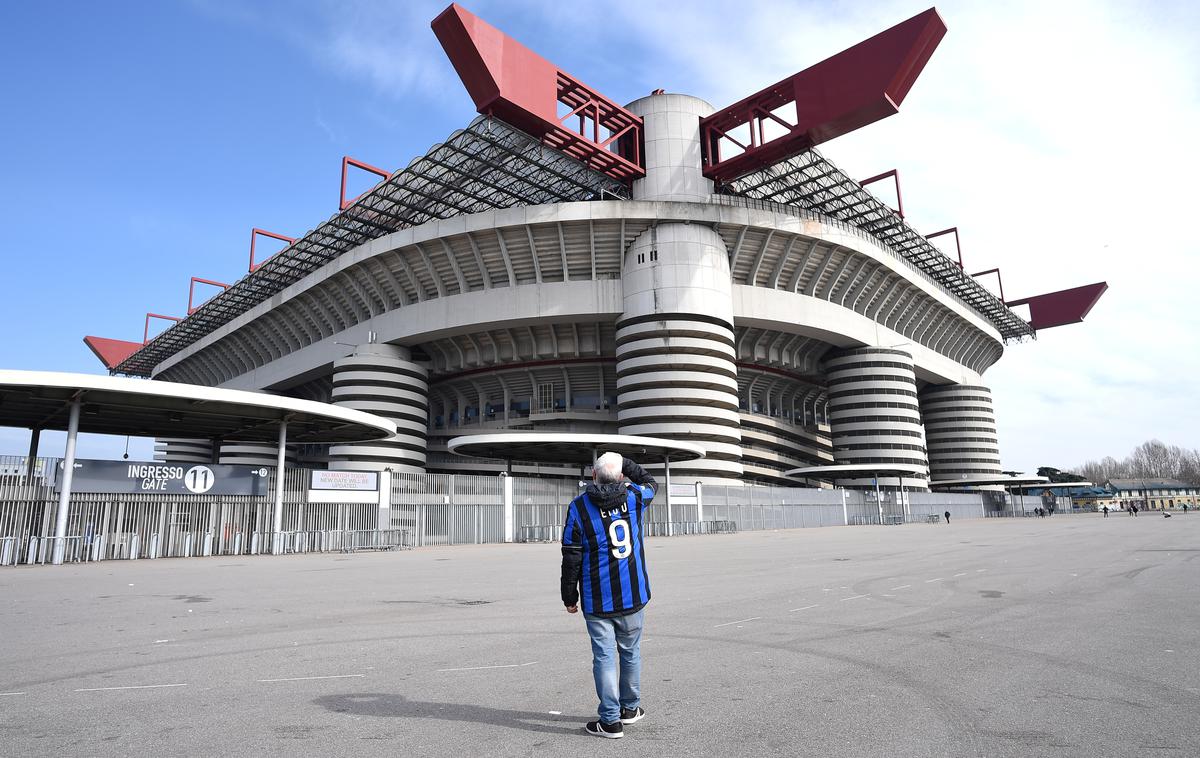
[565,604,578,614]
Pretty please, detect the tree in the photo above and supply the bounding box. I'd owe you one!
[1076,440,1200,485]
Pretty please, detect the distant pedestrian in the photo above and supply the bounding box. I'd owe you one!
[1183,504,1189,514]
[561,452,657,739]
[943,510,951,524]
[1132,505,1139,517]
[1102,506,1109,518]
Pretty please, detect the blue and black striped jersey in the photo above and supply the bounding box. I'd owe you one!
[561,481,654,616]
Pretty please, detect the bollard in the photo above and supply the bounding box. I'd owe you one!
[233,532,243,555]
[148,533,160,560]
[184,534,194,558]
[129,533,140,560]
[0,538,11,567]
[202,532,213,557]
[250,533,260,555]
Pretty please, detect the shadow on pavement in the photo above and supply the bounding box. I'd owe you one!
[313,693,586,736]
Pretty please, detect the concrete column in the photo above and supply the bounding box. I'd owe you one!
[328,344,429,473]
[615,93,741,483]
[824,347,929,490]
[219,442,295,467]
[154,438,214,463]
[919,383,1002,482]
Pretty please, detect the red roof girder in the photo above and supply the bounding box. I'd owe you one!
[701,8,947,183]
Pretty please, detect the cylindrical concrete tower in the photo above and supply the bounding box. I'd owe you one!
[327,344,429,473]
[824,347,929,489]
[218,442,296,467]
[615,94,742,481]
[154,438,213,464]
[919,384,1001,483]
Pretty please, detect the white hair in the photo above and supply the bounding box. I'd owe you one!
[593,452,624,484]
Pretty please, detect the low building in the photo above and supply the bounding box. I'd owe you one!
[1105,479,1200,510]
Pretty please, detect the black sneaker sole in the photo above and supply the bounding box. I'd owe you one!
[585,724,623,739]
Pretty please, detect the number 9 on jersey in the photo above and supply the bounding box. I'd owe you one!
[608,519,631,559]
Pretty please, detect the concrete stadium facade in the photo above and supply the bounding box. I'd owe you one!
[142,93,1011,489]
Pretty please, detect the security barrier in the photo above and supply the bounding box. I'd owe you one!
[0,454,1021,567]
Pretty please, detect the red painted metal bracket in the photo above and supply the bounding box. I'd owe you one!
[144,313,181,345]
[249,228,296,272]
[971,268,1006,303]
[83,336,143,370]
[1005,282,1108,331]
[860,169,904,218]
[927,227,963,269]
[187,277,230,315]
[432,3,644,182]
[340,156,391,210]
[700,8,946,183]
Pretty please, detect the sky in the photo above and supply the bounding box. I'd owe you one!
[0,0,1197,473]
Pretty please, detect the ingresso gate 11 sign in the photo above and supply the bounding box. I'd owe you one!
[57,460,270,496]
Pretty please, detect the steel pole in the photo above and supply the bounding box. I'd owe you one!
[51,398,82,565]
[874,474,883,525]
[26,428,40,479]
[273,420,287,554]
[664,455,673,536]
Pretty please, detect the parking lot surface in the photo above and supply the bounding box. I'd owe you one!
[2,514,1198,757]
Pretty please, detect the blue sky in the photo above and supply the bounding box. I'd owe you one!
[1,0,1197,470]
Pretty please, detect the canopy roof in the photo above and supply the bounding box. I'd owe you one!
[784,463,928,480]
[0,370,396,443]
[447,432,705,465]
[929,474,1050,489]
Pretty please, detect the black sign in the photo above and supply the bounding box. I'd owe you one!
[58,460,270,495]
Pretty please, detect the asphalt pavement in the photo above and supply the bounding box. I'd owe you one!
[1,513,1198,757]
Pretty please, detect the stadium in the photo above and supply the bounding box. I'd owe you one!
[83,4,1105,490]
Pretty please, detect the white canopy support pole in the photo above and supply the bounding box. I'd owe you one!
[272,419,288,555]
[26,427,40,479]
[664,454,673,536]
[874,473,883,525]
[51,397,82,565]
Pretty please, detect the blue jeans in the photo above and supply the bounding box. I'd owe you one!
[584,609,644,723]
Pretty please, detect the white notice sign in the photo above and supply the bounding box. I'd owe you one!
[309,470,379,491]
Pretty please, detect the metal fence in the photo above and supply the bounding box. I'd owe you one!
[0,454,1075,567]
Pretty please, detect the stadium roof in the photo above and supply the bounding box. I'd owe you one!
[111,116,629,378]
[723,150,1035,342]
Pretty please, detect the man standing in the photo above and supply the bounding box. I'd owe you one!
[561,452,656,739]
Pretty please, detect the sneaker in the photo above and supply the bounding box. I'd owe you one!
[619,706,645,725]
[585,720,624,739]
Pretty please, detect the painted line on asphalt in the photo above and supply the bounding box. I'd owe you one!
[257,674,366,683]
[0,691,26,696]
[925,578,944,583]
[788,605,819,612]
[953,572,968,577]
[714,617,761,628]
[976,569,987,573]
[890,584,911,590]
[839,594,870,602]
[74,683,188,692]
[437,662,537,673]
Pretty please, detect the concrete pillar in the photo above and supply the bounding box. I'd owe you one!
[328,344,429,473]
[219,442,296,467]
[614,94,741,483]
[919,383,1002,483]
[154,438,214,463]
[824,347,929,490]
